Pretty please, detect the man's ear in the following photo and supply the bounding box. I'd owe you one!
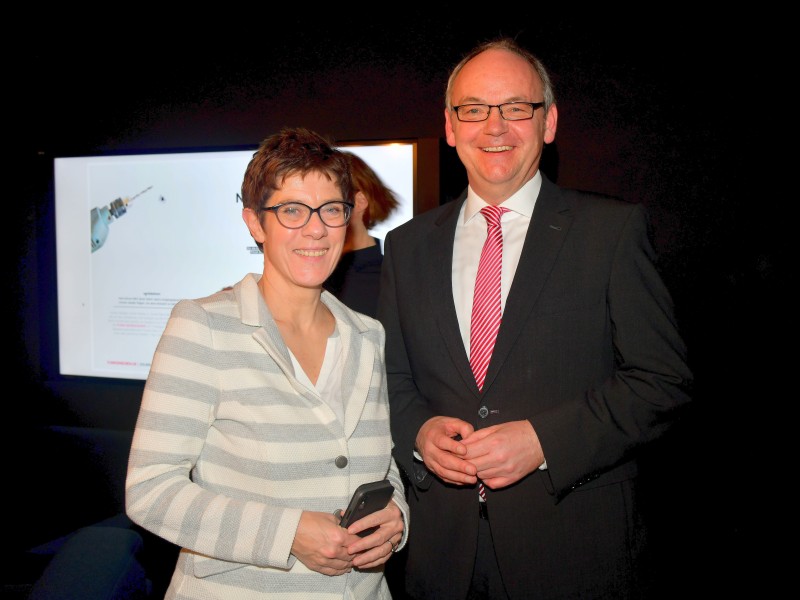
[544,104,558,144]
[444,107,457,148]
[242,208,266,244]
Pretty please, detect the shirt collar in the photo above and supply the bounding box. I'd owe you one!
[464,171,541,223]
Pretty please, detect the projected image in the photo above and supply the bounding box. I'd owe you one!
[90,186,154,253]
[56,143,415,380]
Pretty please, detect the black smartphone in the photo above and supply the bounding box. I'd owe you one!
[338,480,394,537]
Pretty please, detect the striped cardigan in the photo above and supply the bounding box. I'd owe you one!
[126,273,408,600]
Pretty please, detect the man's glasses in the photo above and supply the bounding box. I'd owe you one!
[452,102,545,122]
[260,200,354,229]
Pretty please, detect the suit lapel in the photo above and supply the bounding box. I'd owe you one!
[325,295,376,439]
[246,280,376,436]
[424,200,484,398]
[482,179,572,393]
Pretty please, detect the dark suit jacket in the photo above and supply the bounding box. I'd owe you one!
[377,176,692,600]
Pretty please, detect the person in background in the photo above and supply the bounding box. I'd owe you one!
[324,151,399,317]
[377,37,692,599]
[126,126,408,600]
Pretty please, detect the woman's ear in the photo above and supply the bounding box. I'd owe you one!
[354,190,369,212]
[242,208,266,244]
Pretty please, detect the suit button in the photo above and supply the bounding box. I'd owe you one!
[335,456,348,468]
[478,406,489,419]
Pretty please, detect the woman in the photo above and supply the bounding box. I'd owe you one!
[324,151,399,317]
[126,127,408,600]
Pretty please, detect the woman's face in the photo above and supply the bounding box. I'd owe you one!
[244,171,347,292]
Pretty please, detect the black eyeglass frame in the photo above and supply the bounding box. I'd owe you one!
[451,101,545,122]
[259,200,355,229]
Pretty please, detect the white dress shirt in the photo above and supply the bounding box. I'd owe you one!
[452,172,541,353]
[289,328,345,424]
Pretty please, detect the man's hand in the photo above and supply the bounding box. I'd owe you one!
[416,416,477,485]
[460,420,544,489]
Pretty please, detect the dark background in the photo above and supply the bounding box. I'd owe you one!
[10,13,785,597]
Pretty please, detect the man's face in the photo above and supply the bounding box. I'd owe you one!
[444,48,557,204]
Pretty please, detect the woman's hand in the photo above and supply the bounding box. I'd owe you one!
[291,511,360,576]
[343,500,405,570]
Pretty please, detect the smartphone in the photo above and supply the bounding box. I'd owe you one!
[338,480,394,537]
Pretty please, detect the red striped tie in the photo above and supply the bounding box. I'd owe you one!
[470,205,508,391]
[469,205,508,502]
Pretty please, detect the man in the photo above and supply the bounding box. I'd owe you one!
[377,38,692,599]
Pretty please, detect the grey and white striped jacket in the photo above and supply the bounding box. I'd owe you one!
[126,273,408,600]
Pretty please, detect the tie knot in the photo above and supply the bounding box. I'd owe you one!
[480,205,508,229]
